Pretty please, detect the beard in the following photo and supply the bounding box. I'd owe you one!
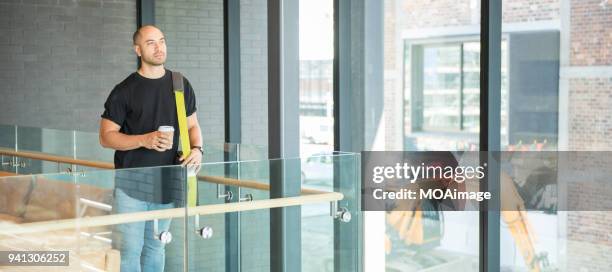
[141,53,166,66]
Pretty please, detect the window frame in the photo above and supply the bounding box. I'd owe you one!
[408,36,479,133]
[405,35,509,135]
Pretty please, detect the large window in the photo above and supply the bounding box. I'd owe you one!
[419,42,480,132]
[412,40,507,133]
[499,1,611,271]
[404,38,509,151]
[299,1,336,271]
[384,1,481,270]
[299,0,334,154]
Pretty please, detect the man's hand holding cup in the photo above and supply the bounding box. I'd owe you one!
[141,126,174,152]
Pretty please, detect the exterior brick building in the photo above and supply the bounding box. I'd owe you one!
[384,0,611,270]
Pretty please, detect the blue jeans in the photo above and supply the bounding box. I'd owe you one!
[112,189,174,272]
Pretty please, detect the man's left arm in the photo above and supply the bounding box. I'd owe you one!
[179,113,203,166]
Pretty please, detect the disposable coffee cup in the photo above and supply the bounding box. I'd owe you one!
[158,126,174,149]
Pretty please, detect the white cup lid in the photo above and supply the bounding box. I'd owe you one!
[158,126,175,132]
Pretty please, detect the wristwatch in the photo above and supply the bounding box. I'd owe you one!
[191,146,204,155]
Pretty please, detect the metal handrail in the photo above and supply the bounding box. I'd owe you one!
[0,192,344,235]
[0,148,114,169]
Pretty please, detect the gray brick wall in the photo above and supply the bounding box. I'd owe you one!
[0,0,136,132]
[240,0,269,150]
[0,0,226,146]
[156,0,225,145]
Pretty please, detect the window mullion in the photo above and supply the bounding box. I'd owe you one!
[459,43,465,131]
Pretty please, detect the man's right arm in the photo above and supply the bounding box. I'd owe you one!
[99,118,169,152]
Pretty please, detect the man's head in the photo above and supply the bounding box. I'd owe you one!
[133,25,166,67]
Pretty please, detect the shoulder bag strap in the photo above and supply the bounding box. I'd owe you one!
[172,71,197,207]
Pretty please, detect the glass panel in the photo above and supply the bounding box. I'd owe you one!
[422,44,462,131]
[202,142,268,162]
[299,0,334,157]
[0,123,271,176]
[0,158,16,176]
[21,126,74,174]
[500,1,611,271]
[238,158,272,272]
[332,152,362,272]
[0,125,15,150]
[185,153,359,271]
[389,0,481,271]
[0,151,360,271]
[301,153,362,272]
[499,3,559,272]
[75,130,114,163]
[233,143,268,161]
[188,161,229,271]
[0,173,109,271]
[85,166,188,272]
[0,165,188,271]
[298,0,336,264]
[191,143,269,270]
[302,153,336,271]
[0,125,16,175]
[202,143,236,163]
[462,41,480,132]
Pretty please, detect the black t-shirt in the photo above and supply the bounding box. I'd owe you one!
[101,69,196,203]
[102,69,196,169]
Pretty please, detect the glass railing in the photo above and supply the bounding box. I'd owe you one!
[0,124,268,174]
[0,124,115,175]
[0,124,114,163]
[0,152,360,271]
[0,124,268,161]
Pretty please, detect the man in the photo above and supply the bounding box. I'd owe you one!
[99,25,202,272]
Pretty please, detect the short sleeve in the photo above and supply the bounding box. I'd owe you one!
[184,78,197,116]
[101,85,127,126]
